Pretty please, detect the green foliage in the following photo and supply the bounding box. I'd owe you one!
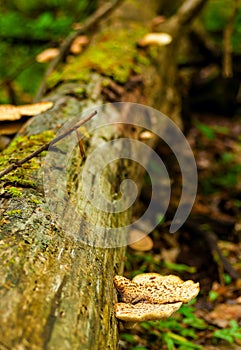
[197,120,241,195]
[202,160,241,194]
[125,251,197,281]
[195,122,229,140]
[202,0,234,31]
[201,0,241,53]
[121,301,207,349]
[163,261,196,274]
[0,0,97,103]
[121,334,136,344]
[162,332,202,350]
[208,290,219,302]
[122,249,241,349]
[223,273,232,285]
[195,122,216,140]
[213,320,241,344]
[0,0,96,36]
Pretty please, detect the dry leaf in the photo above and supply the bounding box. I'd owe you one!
[209,303,241,328]
[0,101,53,121]
[36,48,60,63]
[138,32,172,47]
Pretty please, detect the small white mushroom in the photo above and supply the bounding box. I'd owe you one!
[138,32,172,47]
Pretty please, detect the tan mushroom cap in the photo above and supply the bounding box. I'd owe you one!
[128,229,153,251]
[138,32,172,47]
[36,48,60,63]
[0,101,53,121]
[114,273,200,323]
[115,301,183,322]
[132,272,168,284]
[70,35,89,54]
[114,274,200,304]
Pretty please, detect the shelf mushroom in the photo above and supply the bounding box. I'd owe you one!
[114,273,199,327]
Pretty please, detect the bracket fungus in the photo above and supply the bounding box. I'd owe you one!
[114,273,199,327]
[0,101,53,121]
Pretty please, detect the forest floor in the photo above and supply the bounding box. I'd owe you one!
[119,112,241,350]
[1,108,240,349]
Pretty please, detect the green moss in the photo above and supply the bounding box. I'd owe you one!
[46,71,63,89]
[0,130,55,192]
[47,25,149,86]
[73,86,86,95]
[6,209,22,215]
[29,197,41,204]
[5,187,23,197]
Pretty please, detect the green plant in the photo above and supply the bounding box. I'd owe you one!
[163,262,196,274]
[213,320,241,344]
[201,0,241,53]
[0,0,97,103]
[195,122,216,140]
[208,290,219,302]
[162,332,202,350]
[194,122,230,141]
[135,301,207,349]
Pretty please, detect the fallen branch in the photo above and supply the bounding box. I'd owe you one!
[0,110,97,178]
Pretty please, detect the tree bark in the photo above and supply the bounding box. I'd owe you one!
[0,1,207,349]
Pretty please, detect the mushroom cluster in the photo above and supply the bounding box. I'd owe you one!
[114,273,199,326]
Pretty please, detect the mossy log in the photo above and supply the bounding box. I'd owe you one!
[0,1,207,349]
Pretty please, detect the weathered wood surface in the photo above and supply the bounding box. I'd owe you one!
[0,1,207,349]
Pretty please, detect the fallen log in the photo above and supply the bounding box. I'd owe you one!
[0,0,207,349]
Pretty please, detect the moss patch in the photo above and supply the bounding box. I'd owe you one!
[47,24,150,87]
[0,130,55,195]
[5,209,22,215]
[5,187,23,198]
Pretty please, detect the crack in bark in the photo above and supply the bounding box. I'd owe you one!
[43,274,68,349]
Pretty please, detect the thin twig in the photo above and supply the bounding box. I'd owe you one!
[0,110,97,178]
[35,0,124,101]
[75,130,85,158]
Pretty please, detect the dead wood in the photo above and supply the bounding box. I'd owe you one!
[0,0,209,349]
